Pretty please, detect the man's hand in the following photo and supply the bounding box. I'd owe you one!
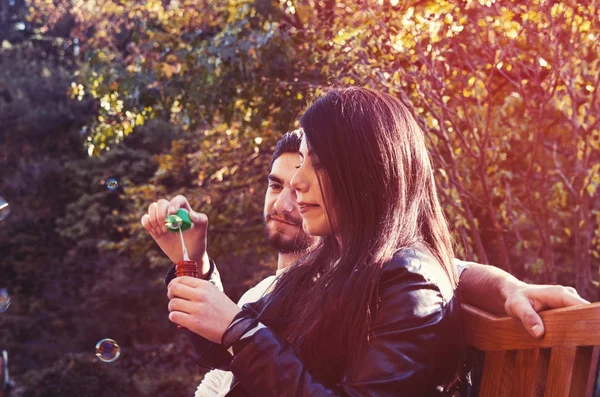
[458,262,590,339]
[141,195,210,275]
[167,276,241,344]
[503,284,589,338]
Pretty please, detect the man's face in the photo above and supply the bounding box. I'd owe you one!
[264,153,313,253]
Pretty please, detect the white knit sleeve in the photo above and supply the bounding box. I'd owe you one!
[195,369,226,397]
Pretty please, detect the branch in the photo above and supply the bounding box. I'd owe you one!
[552,141,578,198]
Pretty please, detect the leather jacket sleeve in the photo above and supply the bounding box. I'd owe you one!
[228,249,464,397]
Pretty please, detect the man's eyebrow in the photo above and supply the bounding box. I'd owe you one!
[267,174,283,184]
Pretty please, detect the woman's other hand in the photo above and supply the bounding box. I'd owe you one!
[167,276,241,343]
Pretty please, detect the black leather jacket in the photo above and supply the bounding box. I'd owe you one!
[166,248,465,397]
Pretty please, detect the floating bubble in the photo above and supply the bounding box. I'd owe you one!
[0,197,9,222]
[95,338,121,363]
[106,179,119,191]
[165,214,183,230]
[0,289,10,313]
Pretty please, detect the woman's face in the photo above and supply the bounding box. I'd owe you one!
[290,136,336,237]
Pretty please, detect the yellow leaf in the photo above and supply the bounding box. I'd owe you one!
[161,63,180,78]
[564,228,571,237]
[135,114,145,126]
[248,47,258,60]
[580,20,591,33]
[587,184,596,196]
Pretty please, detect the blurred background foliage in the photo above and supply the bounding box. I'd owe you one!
[0,0,599,395]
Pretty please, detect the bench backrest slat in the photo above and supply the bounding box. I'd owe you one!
[462,302,600,397]
[545,346,576,397]
[512,349,542,397]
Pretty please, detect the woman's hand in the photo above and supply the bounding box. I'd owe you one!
[141,195,211,275]
[167,276,241,344]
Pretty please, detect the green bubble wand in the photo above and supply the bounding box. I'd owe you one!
[165,209,198,278]
[165,209,193,262]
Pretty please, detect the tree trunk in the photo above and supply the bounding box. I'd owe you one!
[480,168,511,272]
[0,0,8,24]
[462,200,489,264]
[541,241,557,284]
[579,193,594,300]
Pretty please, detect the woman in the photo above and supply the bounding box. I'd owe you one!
[167,87,464,396]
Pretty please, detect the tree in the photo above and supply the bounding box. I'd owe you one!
[3,0,599,393]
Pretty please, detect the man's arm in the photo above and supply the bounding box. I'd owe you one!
[456,260,589,338]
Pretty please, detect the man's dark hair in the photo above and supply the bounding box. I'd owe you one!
[271,129,303,168]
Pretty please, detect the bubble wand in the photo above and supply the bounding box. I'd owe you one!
[179,228,189,261]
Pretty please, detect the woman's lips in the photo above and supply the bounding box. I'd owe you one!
[298,204,319,214]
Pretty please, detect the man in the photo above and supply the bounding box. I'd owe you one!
[142,130,588,396]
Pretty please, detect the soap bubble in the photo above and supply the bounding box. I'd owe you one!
[0,197,9,222]
[0,289,10,312]
[106,179,119,191]
[95,338,121,363]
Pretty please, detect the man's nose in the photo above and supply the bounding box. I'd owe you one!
[274,188,297,214]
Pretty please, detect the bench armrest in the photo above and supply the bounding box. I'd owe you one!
[462,302,600,351]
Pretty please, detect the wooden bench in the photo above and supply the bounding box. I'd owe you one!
[462,302,600,397]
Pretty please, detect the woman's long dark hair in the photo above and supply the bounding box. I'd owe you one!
[268,87,458,382]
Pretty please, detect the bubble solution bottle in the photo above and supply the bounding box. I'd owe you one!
[166,209,198,329]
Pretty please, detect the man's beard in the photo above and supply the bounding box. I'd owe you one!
[264,213,312,254]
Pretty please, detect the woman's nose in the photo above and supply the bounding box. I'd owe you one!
[291,167,308,193]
